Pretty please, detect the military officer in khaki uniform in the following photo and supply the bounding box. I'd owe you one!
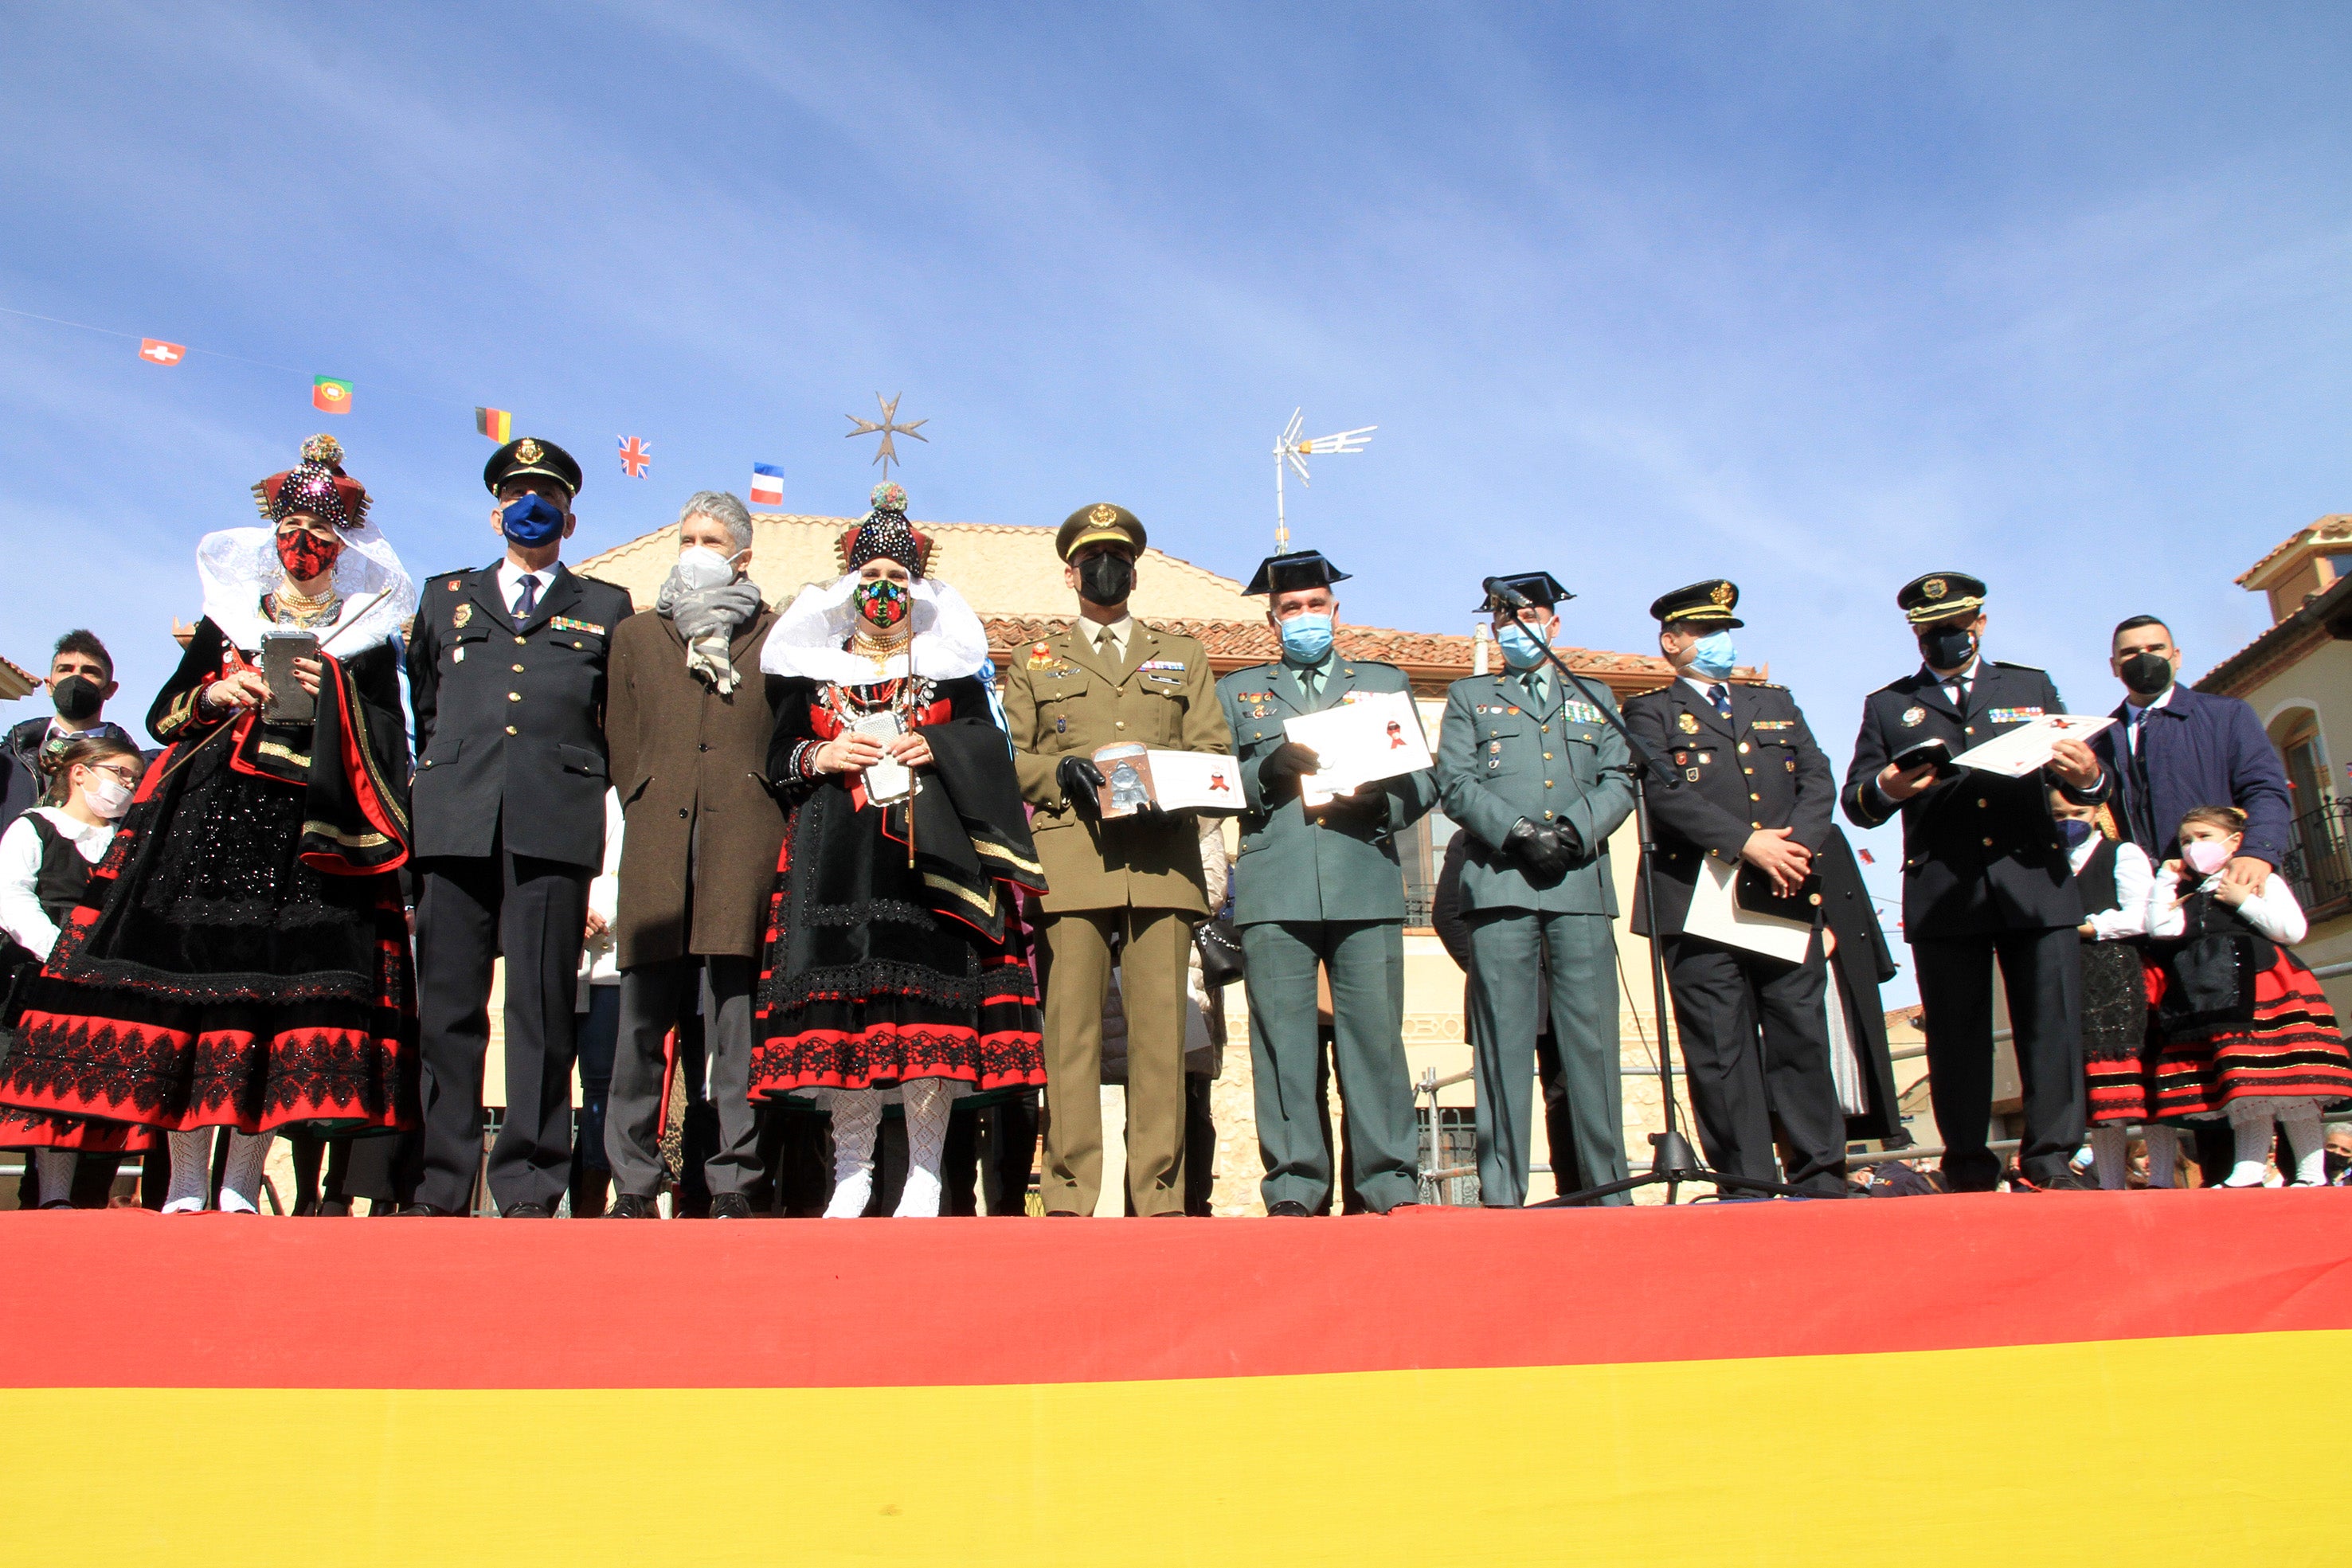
[997,504,1232,1216]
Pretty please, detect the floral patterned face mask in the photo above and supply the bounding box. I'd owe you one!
[853,578,910,629]
[276,526,342,582]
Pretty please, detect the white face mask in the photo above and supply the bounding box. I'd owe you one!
[671,545,742,594]
[82,772,133,819]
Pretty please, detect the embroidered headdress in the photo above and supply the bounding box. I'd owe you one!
[836,481,930,578]
[251,433,371,532]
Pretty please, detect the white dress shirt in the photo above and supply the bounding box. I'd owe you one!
[496,560,557,618]
[0,808,115,961]
[1083,613,1135,664]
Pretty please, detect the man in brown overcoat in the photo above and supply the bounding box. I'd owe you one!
[997,503,1232,1216]
[600,491,785,1218]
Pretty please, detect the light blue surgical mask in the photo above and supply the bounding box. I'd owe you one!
[1278,612,1334,665]
[1497,623,1549,670]
[1687,631,1738,681]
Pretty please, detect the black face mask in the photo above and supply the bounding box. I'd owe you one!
[2119,651,2174,697]
[2327,1148,2350,1182]
[1077,553,1134,608]
[1918,624,1975,672]
[52,675,103,724]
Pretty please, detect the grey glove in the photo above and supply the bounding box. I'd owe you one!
[1058,755,1106,821]
[1505,817,1573,878]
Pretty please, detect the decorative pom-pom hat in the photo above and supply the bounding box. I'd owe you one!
[836,480,930,577]
[251,433,370,531]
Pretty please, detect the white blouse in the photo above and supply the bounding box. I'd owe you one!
[2072,835,2154,942]
[0,808,115,961]
[2147,862,2307,946]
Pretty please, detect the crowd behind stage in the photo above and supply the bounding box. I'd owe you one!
[3,432,2350,1218]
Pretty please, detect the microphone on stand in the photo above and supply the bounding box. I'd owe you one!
[1481,577,1536,612]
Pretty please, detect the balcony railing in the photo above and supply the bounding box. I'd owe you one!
[2280,800,2352,914]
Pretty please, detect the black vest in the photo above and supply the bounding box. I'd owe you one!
[2073,837,2119,917]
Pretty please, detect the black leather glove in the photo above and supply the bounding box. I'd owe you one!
[1258,741,1321,797]
[1551,817,1585,861]
[1505,818,1572,878]
[1058,755,1106,821]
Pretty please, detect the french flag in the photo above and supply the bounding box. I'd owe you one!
[749,463,785,509]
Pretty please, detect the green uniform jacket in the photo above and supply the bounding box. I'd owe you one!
[998,620,1231,915]
[1436,671,1634,916]
[1215,658,1438,926]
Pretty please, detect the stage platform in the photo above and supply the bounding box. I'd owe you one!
[5,1191,2348,1566]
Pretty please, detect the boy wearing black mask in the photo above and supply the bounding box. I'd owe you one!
[1841,572,2109,1192]
[2089,613,2295,1187]
[2,631,136,836]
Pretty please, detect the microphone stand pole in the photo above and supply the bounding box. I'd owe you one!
[1494,600,1820,1206]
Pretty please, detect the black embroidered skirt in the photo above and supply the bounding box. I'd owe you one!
[751,784,1045,1096]
[0,741,416,1135]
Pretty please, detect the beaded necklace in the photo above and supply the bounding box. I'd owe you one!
[264,580,342,630]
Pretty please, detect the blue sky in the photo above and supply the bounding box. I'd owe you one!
[4,2,2349,987]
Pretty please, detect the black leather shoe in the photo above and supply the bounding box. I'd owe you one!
[393,1203,451,1217]
[607,1193,659,1218]
[709,1193,753,1219]
[2010,1167,2094,1193]
[1266,1199,1314,1217]
[502,1201,554,1218]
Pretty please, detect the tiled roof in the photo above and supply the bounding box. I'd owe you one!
[982,616,1706,694]
[2235,513,2352,588]
[2197,569,2352,698]
[0,655,36,702]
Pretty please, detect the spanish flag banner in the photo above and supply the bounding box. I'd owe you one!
[2,1194,2346,1566]
[475,405,511,443]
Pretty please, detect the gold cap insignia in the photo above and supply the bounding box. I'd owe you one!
[1089,503,1117,526]
[1709,581,1734,607]
[515,438,543,464]
[1922,577,1947,600]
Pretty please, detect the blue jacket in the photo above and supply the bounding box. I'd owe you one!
[2093,683,2292,869]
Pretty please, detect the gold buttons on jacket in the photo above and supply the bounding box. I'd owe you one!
[1543,752,1553,761]
[505,725,517,736]
[515,635,527,646]
[1977,797,1988,807]
[511,663,525,672]
[1544,780,1554,788]
[1982,837,1994,847]
[1114,721,1126,730]
[1738,742,1750,754]
[1743,767,1754,775]
[507,691,522,702]
[1965,725,1974,734]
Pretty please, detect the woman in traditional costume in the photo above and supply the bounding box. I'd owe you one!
[752,483,1048,1218]
[0,733,154,1201]
[0,436,419,1213]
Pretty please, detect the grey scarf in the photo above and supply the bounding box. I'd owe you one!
[656,572,764,694]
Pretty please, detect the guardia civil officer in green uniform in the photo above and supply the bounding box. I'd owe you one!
[1435,572,1634,1206]
[1215,550,1438,1217]
[996,504,1231,1217]
[1621,580,1847,1196]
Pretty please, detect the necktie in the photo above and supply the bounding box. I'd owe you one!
[1948,677,1971,709]
[511,573,539,620]
[1524,671,1549,710]
[1707,682,1732,721]
[1302,665,1323,702]
[2128,704,2150,755]
[1095,625,1117,663]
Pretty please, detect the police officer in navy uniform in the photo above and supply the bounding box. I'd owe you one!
[1622,581,1847,1196]
[404,437,635,1216]
[1841,572,2107,1193]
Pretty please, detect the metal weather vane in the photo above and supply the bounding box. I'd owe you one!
[844,392,929,479]
[1273,408,1375,552]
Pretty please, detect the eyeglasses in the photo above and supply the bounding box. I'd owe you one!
[84,764,140,788]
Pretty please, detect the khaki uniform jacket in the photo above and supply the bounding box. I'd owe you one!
[604,604,786,967]
[998,620,1231,915]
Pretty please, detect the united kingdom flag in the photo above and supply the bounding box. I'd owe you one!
[616,436,652,478]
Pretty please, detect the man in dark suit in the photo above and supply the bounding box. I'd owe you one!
[2094,613,2295,1184]
[1623,580,1846,1195]
[1841,572,2107,1193]
[404,437,635,1216]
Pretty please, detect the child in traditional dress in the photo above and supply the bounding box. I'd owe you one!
[2145,805,2352,1187]
[2051,792,2156,1190]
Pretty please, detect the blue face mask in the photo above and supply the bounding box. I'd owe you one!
[1278,612,1334,665]
[1497,622,1549,670]
[1686,630,1738,681]
[2057,818,2092,849]
[500,492,568,547]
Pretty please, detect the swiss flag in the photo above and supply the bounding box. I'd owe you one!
[139,338,186,366]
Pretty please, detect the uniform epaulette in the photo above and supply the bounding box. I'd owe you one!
[571,572,627,593]
[1620,682,1677,702]
[1747,681,1787,690]
[425,569,477,588]
[1990,659,2045,674]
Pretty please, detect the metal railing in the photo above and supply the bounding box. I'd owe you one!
[2281,803,2352,913]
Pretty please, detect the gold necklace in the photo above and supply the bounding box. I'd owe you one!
[268,580,342,628]
[850,625,911,677]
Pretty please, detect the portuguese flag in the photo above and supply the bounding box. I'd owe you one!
[311,376,353,415]
[2,1195,2347,1560]
[475,406,512,443]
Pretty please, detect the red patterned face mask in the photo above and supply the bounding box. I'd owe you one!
[276,527,342,582]
[853,579,910,628]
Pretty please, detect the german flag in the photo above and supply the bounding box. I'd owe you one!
[475,406,512,443]
[2,1195,2347,1562]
